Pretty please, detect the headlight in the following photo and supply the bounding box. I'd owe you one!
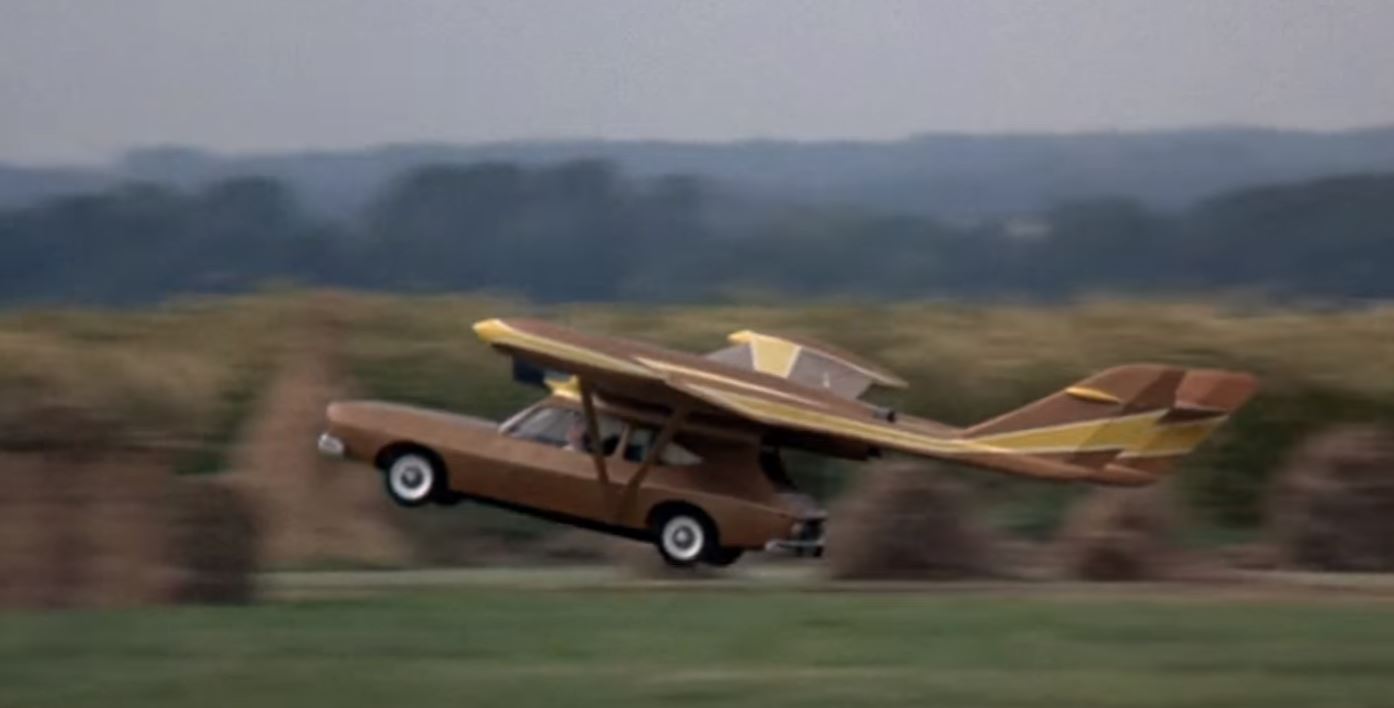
[317,432,345,457]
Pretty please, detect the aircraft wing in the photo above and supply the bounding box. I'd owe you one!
[472,317,1256,486]
[472,317,881,423]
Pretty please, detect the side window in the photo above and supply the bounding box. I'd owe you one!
[506,406,623,456]
[623,426,703,467]
[622,427,654,463]
[586,416,625,457]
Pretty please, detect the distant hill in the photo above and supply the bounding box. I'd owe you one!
[0,165,117,210]
[2,157,1392,306]
[6,126,1394,219]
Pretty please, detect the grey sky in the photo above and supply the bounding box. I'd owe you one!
[2,0,1392,165]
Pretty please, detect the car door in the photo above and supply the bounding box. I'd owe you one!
[604,424,720,521]
[494,404,625,521]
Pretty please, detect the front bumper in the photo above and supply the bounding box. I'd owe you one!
[317,432,345,457]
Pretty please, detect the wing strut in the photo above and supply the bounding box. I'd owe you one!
[578,381,613,507]
[614,405,688,522]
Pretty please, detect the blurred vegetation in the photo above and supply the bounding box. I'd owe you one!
[3,292,1393,532]
[4,161,1394,305]
[0,298,279,465]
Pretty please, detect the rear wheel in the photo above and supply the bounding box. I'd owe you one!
[383,452,444,508]
[653,509,715,567]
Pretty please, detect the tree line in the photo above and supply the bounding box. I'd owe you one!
[1,159,1392,305]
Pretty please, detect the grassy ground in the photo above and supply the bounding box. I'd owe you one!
[4,586,1394,708]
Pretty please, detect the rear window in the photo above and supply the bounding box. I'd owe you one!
[623,427,702,467]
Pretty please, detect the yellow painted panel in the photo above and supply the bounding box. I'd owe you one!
[970,412,1164,452]
[1121,417,1227,458]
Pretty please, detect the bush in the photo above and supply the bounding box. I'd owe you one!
[826,462,996,580]
[1056,486,1178,580]
[166,478,258,604]
[0,453,258,609]
[1268,425,1394,571]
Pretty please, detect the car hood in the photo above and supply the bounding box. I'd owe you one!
[327,400,498,431]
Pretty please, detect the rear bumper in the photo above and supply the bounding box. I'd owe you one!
[764,517,826,557]
[317,432,346,457]
[764,538,825,557]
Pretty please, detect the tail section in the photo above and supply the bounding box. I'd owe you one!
[964,364,1187,470]
[963,365,1257,486]
[1100,368,1258,482]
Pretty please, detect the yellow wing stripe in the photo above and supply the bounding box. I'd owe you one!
[1065,386,1124,404]
[680,382,977,455]
[633,357,828,407]
[681,383,1176,458]
[683,381,1230,460]
[1119,417,1229,459]
[970,411,1167,453]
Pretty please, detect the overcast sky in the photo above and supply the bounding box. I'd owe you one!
[2,0,1392,165]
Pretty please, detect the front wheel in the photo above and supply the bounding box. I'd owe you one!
[384,452,444,508]
[654,510,715,567]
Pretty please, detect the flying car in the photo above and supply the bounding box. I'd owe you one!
[318,318,1256,567]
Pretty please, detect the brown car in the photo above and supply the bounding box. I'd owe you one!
[320,317,1256,567]
[320,393,824,567]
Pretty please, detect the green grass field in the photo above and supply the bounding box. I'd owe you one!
[4,587,1394,708]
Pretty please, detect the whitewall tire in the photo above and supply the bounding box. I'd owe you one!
[384,453,440,507]
[655,511,712,567]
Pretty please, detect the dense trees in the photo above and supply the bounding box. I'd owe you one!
[0,161,1391,305]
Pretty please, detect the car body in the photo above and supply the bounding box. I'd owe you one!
[320,393,826,563]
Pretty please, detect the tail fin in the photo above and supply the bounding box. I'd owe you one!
[1101,368,1258,482]
[964,365,1257,486]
